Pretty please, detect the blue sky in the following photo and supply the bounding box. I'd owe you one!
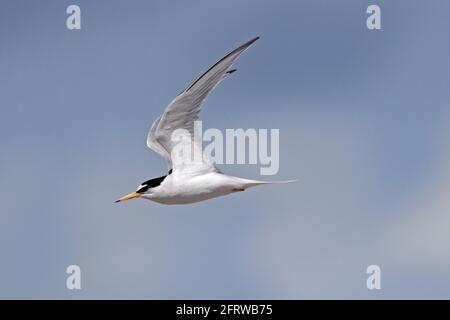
[1,0,450,298]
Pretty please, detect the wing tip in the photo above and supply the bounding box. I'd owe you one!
[183,36,261,93]
[244,36,260,47]
[235,36,260,53]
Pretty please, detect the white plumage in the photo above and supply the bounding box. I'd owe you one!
[116,37,294,205]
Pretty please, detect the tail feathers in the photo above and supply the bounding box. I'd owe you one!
[239,178,297,189]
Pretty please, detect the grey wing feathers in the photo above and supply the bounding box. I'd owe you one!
[147,115,172,169]
[183,36,259,93]
[146,37,260,171]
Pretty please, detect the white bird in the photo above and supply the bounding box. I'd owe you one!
[115,37,294,205]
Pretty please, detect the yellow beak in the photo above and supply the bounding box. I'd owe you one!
[115,192,141,203]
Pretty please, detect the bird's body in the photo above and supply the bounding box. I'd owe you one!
[143,172,248,205]
[115,37,294,205]
[141,171,287,205]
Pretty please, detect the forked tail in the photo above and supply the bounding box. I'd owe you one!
[237,178,297,190]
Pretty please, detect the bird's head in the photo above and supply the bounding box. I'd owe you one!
[115,175,167,203]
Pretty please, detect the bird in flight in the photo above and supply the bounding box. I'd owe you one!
[115,37,293,205]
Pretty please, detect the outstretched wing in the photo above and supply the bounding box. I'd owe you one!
[146,36,259,174]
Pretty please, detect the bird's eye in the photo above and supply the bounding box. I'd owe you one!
[136,184,149,193]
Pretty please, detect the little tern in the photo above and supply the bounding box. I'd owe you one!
[115,37,294,205]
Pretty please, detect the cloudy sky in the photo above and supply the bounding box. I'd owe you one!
[1,0,450,298]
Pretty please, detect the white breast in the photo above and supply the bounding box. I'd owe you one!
[142,172,243,205]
